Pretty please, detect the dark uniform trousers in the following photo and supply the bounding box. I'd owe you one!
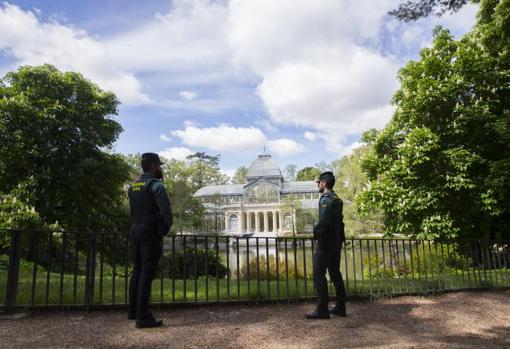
[313,235,346,309]
[128,224,163,320]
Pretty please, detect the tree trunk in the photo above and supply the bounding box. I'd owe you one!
[481,213,491,270]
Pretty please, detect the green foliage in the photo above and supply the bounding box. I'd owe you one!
[280,195,302,234]
[358,4,510,239]
[232,166,248,184]
[295,209,317,234]
[159,248,228,279]
[239,255,308,280]
[0,255,45,273]
[0,180,43,230]
[363,242,473,279]
[296,167,320,181]
[0,64,131,232]
[122,153,143,180]
[185,152,228,190]
[166,180,204,234]
[411,242,473,274]
[389,0,475,22]
[331,144,384,237]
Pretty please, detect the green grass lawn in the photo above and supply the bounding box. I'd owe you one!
[1,267,509,307]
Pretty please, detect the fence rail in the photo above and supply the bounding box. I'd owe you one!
[0,229,509,310]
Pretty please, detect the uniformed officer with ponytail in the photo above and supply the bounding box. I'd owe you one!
[306,171,347,319]
[127,153,172,328]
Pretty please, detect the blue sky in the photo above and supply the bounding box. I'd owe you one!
[0,1,478,178]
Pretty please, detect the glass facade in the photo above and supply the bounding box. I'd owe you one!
[245,182,280,204]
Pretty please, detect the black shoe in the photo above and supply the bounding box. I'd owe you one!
[136,318,163,328]
[127,313,136,320]
[305,308,330,320]
[330,304,347,317]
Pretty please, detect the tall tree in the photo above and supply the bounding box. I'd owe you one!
[0,64,130,231]
[314,161,331,172]
[123,153,143,180]
[296,167,321,181]
[232,166,248,184]
[359,1,510,240]
[166,180,204,234]
[332,142,384,236]
[283,164,297,181]
[186,152,227,190]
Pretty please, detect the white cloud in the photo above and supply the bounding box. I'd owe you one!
[386,3,478,58]
[184,120,198,127]
[257,48,399,151]
[170,124,304,157]
[179,90,198,100]
[437,3,478,34]
[227,0,397,73]
[268,139,304,158]
[171,124,266,152]
[0,3,148,104]
[304,131,317,142]
[160,134,172,142]
[221,168,236,179]
[159,146,194,161]
[338,141,362,157]
[105,0,233,80]
[255,119,278,133]
[0,0,480,157]
[226,0,401,152]
[227,0,478,153]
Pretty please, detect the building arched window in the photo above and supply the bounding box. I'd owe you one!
[228,214,239,231]
[245,182,279,204]
[283,212,293,229]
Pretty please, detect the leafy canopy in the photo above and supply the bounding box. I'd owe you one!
[359,1,510,239]
[0,64,130,231]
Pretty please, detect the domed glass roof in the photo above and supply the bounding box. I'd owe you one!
[246,154,282,178]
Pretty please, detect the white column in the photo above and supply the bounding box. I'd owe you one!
[239,212,244,233]
[255,212,260,232]
[273,210,277,232]
[279,211,283,233]
[225,213,229,232]
[247,212,252,232]
[292,209,297,234]
[263,211,269,233]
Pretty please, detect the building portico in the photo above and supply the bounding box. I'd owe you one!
[224,207,285,235]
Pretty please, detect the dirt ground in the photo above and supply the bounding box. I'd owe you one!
[0,290,509,349]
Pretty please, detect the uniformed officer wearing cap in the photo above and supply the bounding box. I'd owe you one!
[127,153,173,328]
[306,171,347,319]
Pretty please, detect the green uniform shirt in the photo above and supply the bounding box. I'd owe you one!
[313,190,345,241]
[128,173,173,236]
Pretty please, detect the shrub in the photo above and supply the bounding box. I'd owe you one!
[363,241,473,279]
[159,248,228,279]
[239,255,309,280]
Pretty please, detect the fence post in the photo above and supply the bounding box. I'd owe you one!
[5,230,22,310]
[84,233,97,311]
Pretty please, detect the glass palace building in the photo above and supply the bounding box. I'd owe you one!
[194,154,320,237]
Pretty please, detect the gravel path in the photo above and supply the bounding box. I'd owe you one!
[1,290,509,349]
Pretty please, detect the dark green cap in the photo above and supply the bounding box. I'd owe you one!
[315,171,335,183]
[141,152,164,165]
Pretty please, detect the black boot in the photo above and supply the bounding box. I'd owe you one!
[330,303,346,317]
[136,313,163,328]
[305,308,331,319]
[136,318,163,328]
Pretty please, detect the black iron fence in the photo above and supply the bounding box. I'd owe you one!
[0,229,509,310]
